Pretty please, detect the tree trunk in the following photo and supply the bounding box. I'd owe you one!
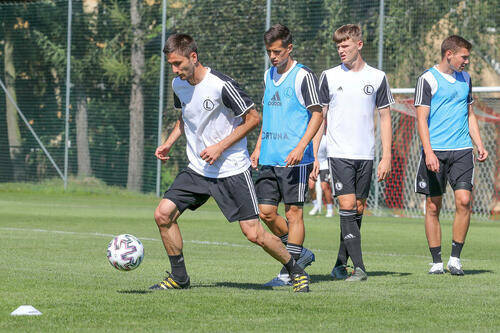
[127,0,145,191]
[76,90,92,177]
[4,26,24,181]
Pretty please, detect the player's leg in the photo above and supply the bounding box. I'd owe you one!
[416,150,446,274]
[446,149,474,275]
[150,169,210,290]
[308,176,320,216]
[239,219,309,292]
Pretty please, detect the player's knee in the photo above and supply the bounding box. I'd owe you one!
[285,206,302,224]
[456,196,471,210]
[241,225,263,245]
[426,201,441,216]
[259,210,276,223]
[154,206,172,227]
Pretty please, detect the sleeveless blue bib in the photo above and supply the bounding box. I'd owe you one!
[427,67,472,150]
[260,64,314,166]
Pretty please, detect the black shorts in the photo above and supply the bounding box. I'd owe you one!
[319,169,331,183]
[328,158,373,198]
[163,167,259,222]
[255,164,312,206]
[415,149,474,196]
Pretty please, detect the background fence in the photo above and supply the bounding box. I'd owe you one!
[0,0,499,219]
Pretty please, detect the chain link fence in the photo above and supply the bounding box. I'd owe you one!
[1,0,499,219]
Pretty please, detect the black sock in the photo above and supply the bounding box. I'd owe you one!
[356,214,363,229]
[336,214,363,267]
[451,240,464,258]
[279,233,288,245]
[287,242,302,261]
[429,246,442,263]
[335,231,348,267]
[169,254,188,282]
[284,257,303,275]
[340,209,365,271]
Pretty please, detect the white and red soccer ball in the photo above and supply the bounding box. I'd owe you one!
[107,234,144,271]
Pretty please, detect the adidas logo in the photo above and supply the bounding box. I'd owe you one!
[344,233,356,240]
[337,86,343,92]
[268,91,281,106]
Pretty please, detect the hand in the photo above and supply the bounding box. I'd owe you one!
[310,160,320,181]
[476,146,488,162]
[425,151,440,173]
[284,147,304,167]
[377,158,391,182]
[200,143,224,165]
[250,149,260,170]
[155,143,171,162]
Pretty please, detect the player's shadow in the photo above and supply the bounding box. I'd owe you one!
[117,290,153,294]
[214,281,275,291]
[309,271,411,283]
[462,269,492,275]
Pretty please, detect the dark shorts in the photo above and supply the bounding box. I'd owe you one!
[319,169,331,183]
[163,167,259,222]
[255,164,312,206]
[328,158,373,198]
[415,149,474,197]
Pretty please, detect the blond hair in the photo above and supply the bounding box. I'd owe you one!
[333,24,362,43]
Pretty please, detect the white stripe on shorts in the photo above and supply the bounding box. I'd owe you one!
[243,169,259,215]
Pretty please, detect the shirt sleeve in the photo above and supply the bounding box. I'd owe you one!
[414,75,432,107]
[221,79,255,117]
[318,71,330,106]
[300,71,321,108]
[376,75,395,109]
[173,92,182,109]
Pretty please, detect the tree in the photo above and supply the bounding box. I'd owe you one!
[127,0,145,191]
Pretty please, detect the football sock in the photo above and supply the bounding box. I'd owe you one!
[284,257,303,275]
[451,240,464,258]
[287,243,303,261]
[335,213,362,267]
[340,209,365,271]
[312,200,318,209]
[168,254,188,282]
[356,213,363,229]
[279,233,288,245]
[429,246,442,263]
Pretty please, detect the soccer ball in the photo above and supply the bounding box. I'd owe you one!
[107,234,144,271]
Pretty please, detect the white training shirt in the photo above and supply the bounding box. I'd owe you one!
[317,134,328,170]
[172,67,254,178]
[319,63,394,160]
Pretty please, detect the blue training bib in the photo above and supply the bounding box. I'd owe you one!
[260,64,314,166]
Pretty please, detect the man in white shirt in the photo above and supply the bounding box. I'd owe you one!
[317,24,393,281]
[151,33,309,292]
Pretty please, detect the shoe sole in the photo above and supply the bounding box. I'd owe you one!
[428,271,444,274]
[447,267,464,276]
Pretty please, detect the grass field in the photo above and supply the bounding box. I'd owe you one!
[1,181,500,332]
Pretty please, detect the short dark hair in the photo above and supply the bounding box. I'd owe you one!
[164,33,198,57]
[333,24,362,43]
[264,24,292,47]
[441,35,472,58]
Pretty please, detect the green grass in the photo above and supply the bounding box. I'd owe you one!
[1,182,500,332]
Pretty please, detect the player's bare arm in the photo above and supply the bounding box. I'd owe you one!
[200,108,261,165]
[250,127,263,169]
[155,115,184,162]
[310,106,328,180]
[284,105,323,167]
[377,106,392,181]
[416,105,440,172]
[467,104,488,162]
